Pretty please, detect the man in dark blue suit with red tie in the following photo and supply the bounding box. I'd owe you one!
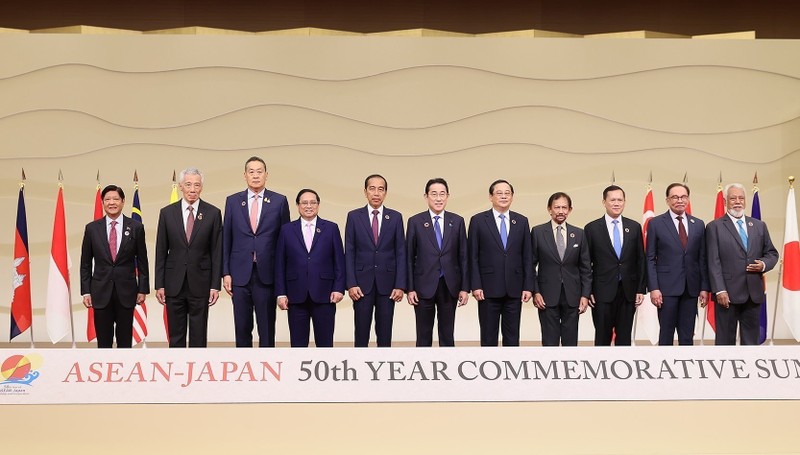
[646,183,709,345]
[468,179,534,346]
[276,189,345,347]
[406,178,469,347]
[345,174,406,347]
[222,157,290,347]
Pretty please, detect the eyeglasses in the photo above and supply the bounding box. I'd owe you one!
[427,192,448,198]
[668,195,689,201]
[299,201,318,207]
[493,191,513,197]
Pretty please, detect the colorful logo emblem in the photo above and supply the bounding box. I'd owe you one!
[1,354,41,386]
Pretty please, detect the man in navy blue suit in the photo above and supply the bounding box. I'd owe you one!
[222,156,290,347]
[345,174,406,347]
[468,179,534,346]
[646,183,709,345]
[276,189,345,347]
[406,178,469,347]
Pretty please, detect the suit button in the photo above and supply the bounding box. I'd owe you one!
[374,265,378,268]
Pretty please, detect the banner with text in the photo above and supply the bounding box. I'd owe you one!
[2,346,800,404]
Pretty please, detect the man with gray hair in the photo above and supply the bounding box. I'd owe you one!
[155,167,223,347]
[706,182,778,345]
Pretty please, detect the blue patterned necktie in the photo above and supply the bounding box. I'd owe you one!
[499,214,508,249]
[737,219,748,250]
[612,219,622,258]
[433,215,443,249]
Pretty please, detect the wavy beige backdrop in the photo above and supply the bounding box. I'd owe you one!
[1,35,799,345]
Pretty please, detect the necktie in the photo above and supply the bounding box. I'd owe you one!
[677,216,688,250]
[250,194,260,232]
[433,215,443,249]
[186,206,195,242]
[304,222,314,252]
[737,219,748,250]
[556,225,566,260]
[612,219,622,258]
[372,209,380,244]
[499,214,508,249]
[109,220,118,262]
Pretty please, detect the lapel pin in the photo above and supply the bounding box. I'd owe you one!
[266,198,271,204]
[385,215,390,220]
[690,219,695,224]
[424,222,430,228]
[511,219,517,225]
[241,201,246,207]
[197,213,203,221]
[573,244,578,248]
[124,231,130,236]
[624,227,630,233]
[316,227,321,233]
[448,222,453,227]
[569,232,575,238]
[748,221,753,226]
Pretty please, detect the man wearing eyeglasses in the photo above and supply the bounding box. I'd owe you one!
[406,178,469,347]
[275,189,345,347]
[222,156,290,347]
[645,183,709,345]
[468,179,534,346]
[706,183,778,345]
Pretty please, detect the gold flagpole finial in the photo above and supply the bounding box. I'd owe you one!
[648,170,653,184]
[611,171,616,184]
[20,168,26,189]
[96,169,101,190]
[682,172,688,184]
[753,172,759,185]
[717,171,723,191]
[133,170,139,183]
[172,169,177,184]
[790,176,795,189]
[58,169,64,187]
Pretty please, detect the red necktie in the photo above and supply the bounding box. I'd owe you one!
[109,220,118,261]
[677,215,688,250]
[186,206,195,242]
[250,194,259,232]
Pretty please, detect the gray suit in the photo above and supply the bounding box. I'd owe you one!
[706,214,778,344]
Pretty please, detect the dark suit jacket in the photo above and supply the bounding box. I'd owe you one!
[275,217,345,303]
[646,211,709,297]
[345,206,407,294]
[468,209,534,299]
[155,199,222,297]
[223,189,290,287]
[706,215,778,304]
[584,216,646,302]
[80,215,150,309]
[531,221,591,308]
[406,211,468,299]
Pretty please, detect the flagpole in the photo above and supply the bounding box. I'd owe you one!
[135,170,147,350]
[60,172,77,349]
[21,171,35,349]
[770,176,795,345]
[700,305,707,346]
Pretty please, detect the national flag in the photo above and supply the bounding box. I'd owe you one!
[162,172,180,340]
[638,184,660,345]
[706,184,726,332]
[781,185,800,341]
[86,182,102,342]
[131,183,148,345]
[10,183,32,340]
[46,182,73,344]
[751,185,768,344]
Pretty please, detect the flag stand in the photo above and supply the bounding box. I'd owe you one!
[700,305,708,345]
[768,258,784,345]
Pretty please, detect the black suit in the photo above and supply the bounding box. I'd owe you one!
[406,210,468,346]
[468,209,534,346]
[155,199,222,347]
[531,221,591,346]
[80,215,149,348]
[584,216,646,346]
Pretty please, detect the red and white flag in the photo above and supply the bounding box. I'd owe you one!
[46,184,73,344]
[781,186,800,341]
[637,185,660,345]
[705,186,726,333]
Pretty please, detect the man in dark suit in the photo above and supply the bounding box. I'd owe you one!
[531,192,591,346]
[406,178,469,347]
[276,189,345,347]
[80,185,149,348]
[646,183,709,345]
[706,182,778,345]
[222,156,290,347]
[468,179,534,347]
[155,167,222,348]
[584,185,646,346]
[345,174,406,347]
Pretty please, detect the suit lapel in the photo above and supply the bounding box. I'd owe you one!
[543,224,560,262]
[257,190,273,234]
[659,213,682,246]
[293,219,306,251]
[441,214,454,251]
[425,215,441,252]
[484,211,504,250]
[238,191,254,234]
[361,208,377,246]
[96,218,114,263]
[722,216,747,252]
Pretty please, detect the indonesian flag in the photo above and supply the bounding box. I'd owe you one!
[10,185,32,340]
[46,185,73,344]
[131,187,148,345]
[86,184,102,342]
[637,185,660,344]
[706,187,726,332]
[781,187,800,341]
